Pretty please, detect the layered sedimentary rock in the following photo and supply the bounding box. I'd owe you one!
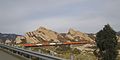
[24,27,93,43]
[25,27,60,43]
[15,35,26,44]
[64,28,93,42]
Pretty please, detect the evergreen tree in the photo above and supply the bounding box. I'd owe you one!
[95,24,118,60]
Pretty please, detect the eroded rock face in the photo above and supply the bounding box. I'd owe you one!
[5,39,11,44]
[15,35,26,44]
[65,28,93,42]
[25,27,60,43]
[118,36,120,42]
[25,27,94,43]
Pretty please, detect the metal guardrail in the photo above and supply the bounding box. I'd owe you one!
[0,44,65,60]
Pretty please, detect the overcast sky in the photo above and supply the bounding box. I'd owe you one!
[0,0,120,34]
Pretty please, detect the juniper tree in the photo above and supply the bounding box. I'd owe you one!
[95,24,118,60]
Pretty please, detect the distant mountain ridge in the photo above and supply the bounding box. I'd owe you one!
[117,31,120,36]
[0,33,20,43]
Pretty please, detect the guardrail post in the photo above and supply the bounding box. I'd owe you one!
[29,47,32,51]
[70,45,74,60]
[39,49,41,53]
[29,55,32,60]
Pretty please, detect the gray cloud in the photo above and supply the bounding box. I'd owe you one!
[0,0,120,34]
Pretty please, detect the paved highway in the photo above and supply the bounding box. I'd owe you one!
[0,50,24,60]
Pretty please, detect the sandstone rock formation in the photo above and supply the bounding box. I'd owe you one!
[25,27,60,43]
[15,35,26,44]
[5,39,11,44]
[64,28,93,42]
[24,27,94,43]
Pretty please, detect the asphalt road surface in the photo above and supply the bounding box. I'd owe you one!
[0,50,25,60]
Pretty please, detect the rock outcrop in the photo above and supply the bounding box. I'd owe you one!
[25,27,60,43]
[15,35,26,44]
[64,28,93,42]
[24,27,94,43]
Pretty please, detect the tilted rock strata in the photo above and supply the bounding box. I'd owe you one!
[24,27,94,43]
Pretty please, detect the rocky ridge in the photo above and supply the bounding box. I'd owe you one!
[24,27,93,43]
